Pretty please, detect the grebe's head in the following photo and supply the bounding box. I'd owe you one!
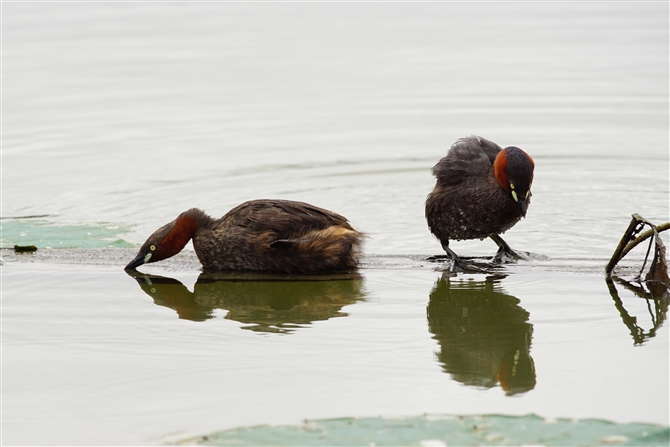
[124,213,198,270]
[493,146,535,217]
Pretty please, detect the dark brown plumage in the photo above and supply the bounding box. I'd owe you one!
[425,135,534,265]
[125,200,363,274]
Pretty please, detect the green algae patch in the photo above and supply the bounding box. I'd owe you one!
[192,414,669,447]
[0,219,134,249]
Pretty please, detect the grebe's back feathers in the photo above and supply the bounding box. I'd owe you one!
[432,136,503,186]
[221,199,354,240]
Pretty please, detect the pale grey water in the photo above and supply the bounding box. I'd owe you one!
[2,3,669,445]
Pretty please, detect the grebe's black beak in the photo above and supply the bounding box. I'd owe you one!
[125,251,148,270]
[517,198,528,218]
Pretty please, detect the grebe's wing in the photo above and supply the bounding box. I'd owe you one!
[222,199,354,241]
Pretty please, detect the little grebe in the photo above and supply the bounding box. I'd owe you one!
[425,135,534,266]
[125,199,363,274]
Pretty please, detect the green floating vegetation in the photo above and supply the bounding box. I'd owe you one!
[195,414,669,447]
[0,219,134,249]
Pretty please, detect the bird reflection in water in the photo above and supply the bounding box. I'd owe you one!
[427,275,536,396]
[126,270,365,334]
[606,276,668,345]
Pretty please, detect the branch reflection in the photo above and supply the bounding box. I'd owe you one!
[606,276,668,345]
[427,275,536,396]
[126,270,366,334]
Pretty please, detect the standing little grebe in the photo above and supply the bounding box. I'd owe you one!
[425,136,534,267]
[125,200,363,274]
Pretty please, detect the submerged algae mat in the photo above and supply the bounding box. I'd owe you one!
[190,414,668,447]
[0,218,134,249]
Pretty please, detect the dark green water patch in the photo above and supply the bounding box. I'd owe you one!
[0,219,134,249]
[194,414,669,447]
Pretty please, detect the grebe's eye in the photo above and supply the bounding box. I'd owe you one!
[150,245,156,251]
[510,183,515,190]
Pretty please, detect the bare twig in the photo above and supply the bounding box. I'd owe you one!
[606,215,647,274]
[606,215,670,294]
[620,222,670,259]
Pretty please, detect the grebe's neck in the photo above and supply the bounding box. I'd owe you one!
[179,208,213,230]
[155,208,211,260]
[493,150,510,191]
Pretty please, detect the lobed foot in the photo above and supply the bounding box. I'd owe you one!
[490,234,531,263]
[448,257,493,274]
[434,242,493,274]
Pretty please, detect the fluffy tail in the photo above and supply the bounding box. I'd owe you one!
[270,226,364,273]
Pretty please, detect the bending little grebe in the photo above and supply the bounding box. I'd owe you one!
[125,199,363,274]
[425,135,534,266]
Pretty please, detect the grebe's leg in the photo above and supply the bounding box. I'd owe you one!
[441,241,489,273]
[490,234,529,262]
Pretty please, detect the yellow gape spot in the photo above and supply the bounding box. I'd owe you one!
[511,190,519,202]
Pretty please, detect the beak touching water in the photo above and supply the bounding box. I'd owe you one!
[125,251,151,270]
